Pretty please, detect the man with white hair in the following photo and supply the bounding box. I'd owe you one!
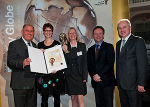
[116,19,147,107]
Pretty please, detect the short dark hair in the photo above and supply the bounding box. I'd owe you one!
[23,24,34,30]
[93,26,105,35]
[43,23,54,32]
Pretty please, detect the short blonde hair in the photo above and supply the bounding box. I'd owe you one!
[67,27,80,42]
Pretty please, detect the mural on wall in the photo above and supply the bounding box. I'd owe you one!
[0,0,113,107]
[25,0,97,47]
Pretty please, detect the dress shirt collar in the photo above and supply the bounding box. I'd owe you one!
[121,33,131,43]
[95,41,103,49]
[95,41,103,52]
[70,42,77,48]
[22,37,31,46]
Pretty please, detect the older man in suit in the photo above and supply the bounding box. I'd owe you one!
[116,19,147,107]
[87,26,115,107]
[7,24,37,107]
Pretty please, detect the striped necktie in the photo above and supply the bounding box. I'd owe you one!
[121,39,125,52]
[28,42,31,46]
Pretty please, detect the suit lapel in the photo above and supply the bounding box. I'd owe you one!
[67,42,72,52]
[31,41,37,48]
[116,40,121,57]
[19,38,30,57]
[121,35,134,53]
[76,42,80,52]
[19,38,28,50]
[88,45,96,63]
[91,45,96,59]
[67,42,76,63]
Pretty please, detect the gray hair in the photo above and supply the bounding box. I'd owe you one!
[117,19,131,29]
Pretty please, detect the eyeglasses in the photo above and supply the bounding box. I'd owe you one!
[44,30,52,32]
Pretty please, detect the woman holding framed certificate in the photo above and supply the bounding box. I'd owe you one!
[62,27,88,107]
[37,23,65,107]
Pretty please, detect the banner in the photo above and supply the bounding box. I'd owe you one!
[0,0,113,107]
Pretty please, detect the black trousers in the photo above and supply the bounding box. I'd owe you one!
[13,86,37,107]
[93,85,114,107]
[140,90,150,107]
[118,87,141,107]
[41,91,60,107]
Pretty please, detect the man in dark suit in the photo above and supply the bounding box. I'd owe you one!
[7,24,37,107]
[116,19,147,107]
[87,26,115,107]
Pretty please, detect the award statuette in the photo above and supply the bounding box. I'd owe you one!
[59,33,69,53]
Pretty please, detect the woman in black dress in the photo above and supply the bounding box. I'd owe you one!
[37,23,65,107]
[62,27,88,107]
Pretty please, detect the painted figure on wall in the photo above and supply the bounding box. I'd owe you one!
[24,0,97,47]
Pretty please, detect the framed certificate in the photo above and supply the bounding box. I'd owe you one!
[28,45,67,74]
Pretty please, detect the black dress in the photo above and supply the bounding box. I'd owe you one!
[65,42,88,96]
[36,40,65,107]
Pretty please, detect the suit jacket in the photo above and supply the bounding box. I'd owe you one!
[7,38,37,90]
[87,41,115,88]
[116,35,147,90]
[65,42,88,81]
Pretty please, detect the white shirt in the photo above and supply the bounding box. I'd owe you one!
[120,33,131,52]
[22,37,32,46]
[70,42,77,48]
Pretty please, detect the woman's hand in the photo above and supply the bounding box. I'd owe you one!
[62,45,68,52]
[51,70,57,74]
[40,48,45,52]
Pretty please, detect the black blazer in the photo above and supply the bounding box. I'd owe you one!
[87,41,115,88]
[7,38,37,89]
[116,35,147,90]
[65,42,88,81]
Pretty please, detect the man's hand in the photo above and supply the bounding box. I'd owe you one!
[23,58,31,67]
[40,48,45,52]
[138,85,146,92]
[93,74,102,82]
[83,80,86,82]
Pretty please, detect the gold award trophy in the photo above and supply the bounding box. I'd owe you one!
[59,33,69,53]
